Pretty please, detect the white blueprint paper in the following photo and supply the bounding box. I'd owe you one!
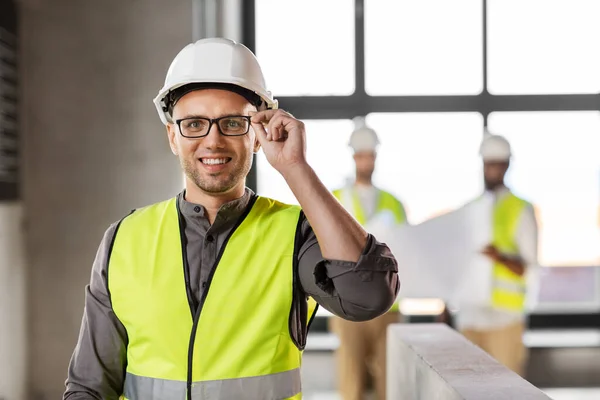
[451,197,494,307]
[366,198,494,304]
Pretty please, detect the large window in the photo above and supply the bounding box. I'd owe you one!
[248,0,600,320]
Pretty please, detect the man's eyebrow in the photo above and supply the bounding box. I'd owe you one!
[176,113,248,120]
[177,114,208,120]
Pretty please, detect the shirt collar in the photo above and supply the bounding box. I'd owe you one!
[177,187,255,223]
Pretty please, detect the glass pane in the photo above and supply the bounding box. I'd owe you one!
[487,111,600,266]
[255,0,355,96]
[257,120,354,204]
[488,0,600,94]
[366,113,484,224]
[365,0,483,95]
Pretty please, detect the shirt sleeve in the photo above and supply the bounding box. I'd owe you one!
[63,222,128,400]
[296,214,400,322]
[516,203,539,267]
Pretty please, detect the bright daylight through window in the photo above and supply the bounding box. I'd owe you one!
[365,0,483,95]
[255,0,355,96]
[488,0,600,94]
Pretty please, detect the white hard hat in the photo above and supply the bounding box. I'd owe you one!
[153,38,278,125]
[479,131,511,161]
[349,117,379,153]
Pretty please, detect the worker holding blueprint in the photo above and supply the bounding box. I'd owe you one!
[387,132,538,376]
[455,133,538,376]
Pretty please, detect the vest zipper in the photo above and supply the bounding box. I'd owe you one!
[185,195,258,400]
[176,201,198,316]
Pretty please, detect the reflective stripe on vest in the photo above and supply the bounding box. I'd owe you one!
[491,193,529,313]
[332,187,407,226]
[109,196,314,400]
[123,368,301,400]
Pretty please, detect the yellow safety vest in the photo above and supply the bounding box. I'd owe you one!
[332,187,407,226]
[491,192,530,313]
[108,196,318,400]
[332,187,406,311]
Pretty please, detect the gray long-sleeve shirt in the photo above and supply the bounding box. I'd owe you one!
[64,189,399,399]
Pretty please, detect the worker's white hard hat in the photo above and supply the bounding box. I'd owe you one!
[153,38,278,125]
[479,131,511,161]
[349,117,379,153]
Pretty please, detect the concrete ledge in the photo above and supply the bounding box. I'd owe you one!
[387,323,551,400]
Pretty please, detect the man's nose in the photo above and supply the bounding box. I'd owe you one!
[202,123,226,149]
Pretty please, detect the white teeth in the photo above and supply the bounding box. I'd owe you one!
[202,158,228,165]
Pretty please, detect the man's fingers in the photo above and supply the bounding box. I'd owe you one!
[268,113,287,141]
[250,109,278,124]
[251,109,298,143]
[268,112,299,142]
[251,110,282,140]
[272,125,282,141]
[251,109,294,124]
[251,120,270,143]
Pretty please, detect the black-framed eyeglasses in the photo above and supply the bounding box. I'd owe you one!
[175,116,252,138]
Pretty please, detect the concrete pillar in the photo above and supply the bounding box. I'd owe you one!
[0,205,26,400]
[1,1,26,399]
[192,0,243,41]
[20,1,192,398]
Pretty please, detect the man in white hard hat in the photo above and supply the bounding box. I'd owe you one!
[63,39,399,400]
[456,132,538,376]
[330,117,407,400]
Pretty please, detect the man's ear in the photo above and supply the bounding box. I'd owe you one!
[253,136,261,153]
[166,124,179,156]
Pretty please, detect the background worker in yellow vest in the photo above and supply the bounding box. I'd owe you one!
[457,132,538,377]
[330,117,407,400]
[63,39,400,400]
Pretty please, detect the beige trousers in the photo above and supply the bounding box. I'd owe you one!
[330,312,400,400]
[461,321,526,376]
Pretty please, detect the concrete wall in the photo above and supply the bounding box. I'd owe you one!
[1,1,25,399]
[20,1,191,398]
[387,324,551,400]
[0,204,26,400]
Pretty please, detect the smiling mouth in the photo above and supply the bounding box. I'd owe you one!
[199,157,232,165]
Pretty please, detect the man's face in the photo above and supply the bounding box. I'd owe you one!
[483,161,509,190]
[166,89,260,194]
[353,151,376,182]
